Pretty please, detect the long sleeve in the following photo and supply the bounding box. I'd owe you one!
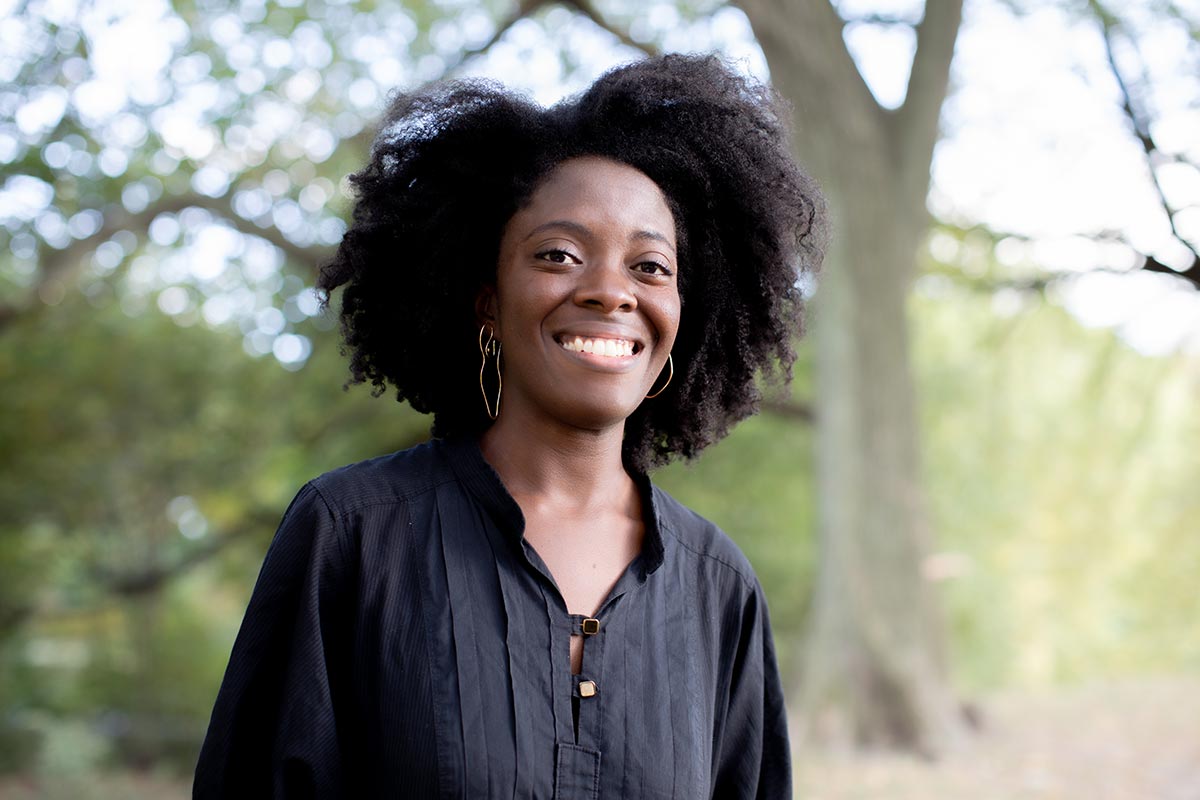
[194,441,794,797]
[193,483,356,799]
[711,583,792,800]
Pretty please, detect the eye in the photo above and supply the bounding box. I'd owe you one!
[633,260,673,277]
[535,248,581,265]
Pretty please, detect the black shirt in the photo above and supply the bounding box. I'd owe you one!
[194,437,790,799]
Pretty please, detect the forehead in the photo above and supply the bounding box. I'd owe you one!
[512,156,676,245]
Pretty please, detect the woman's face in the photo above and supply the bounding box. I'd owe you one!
[483,156,681,433]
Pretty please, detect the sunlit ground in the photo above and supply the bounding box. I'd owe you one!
[795,677,1200,800]
[0,678,1194,798]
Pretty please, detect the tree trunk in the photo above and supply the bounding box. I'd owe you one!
[804,195,962,753]
[737,0,967,753]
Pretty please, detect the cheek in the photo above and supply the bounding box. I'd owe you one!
[490,268,522,338]
[493,279,558,343]
[657,292,682,346]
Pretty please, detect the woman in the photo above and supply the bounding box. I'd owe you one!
[195,54,825,799]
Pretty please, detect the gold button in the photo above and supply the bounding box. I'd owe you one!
[581,618,600,635]
[579,680,597,698]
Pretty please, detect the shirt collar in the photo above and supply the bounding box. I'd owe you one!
[443,436,666,578]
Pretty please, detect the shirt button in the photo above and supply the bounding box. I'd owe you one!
[579,680,597,698]
[581,618,600,635]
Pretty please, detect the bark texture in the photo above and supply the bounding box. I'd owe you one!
[736,0,967,753]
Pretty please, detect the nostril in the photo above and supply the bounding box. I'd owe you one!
[573,281,638,312]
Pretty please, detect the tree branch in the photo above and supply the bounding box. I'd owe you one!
[345,0,559,159]
[0,192,336,334]
[931,222,1200,292]
[36,194,199,285]
[189,191,338,269]
[89,510,279,597]
[563,0,660,57]
[894,0,964,209]
[1139,252,1200,288]
[844,13,922,26]
[920,260,1196,295]
[0,195,198,334]
[78,434,436,598]
[0,511,276,638]
[734,0,885,174]
[437,0,559,78]
[761,398,814,423]
[0,603,35,637]
[1091,0,1200,284]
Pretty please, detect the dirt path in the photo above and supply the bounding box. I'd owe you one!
[796,677,1200,800]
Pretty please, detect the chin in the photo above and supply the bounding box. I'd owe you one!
[553,393,643,432]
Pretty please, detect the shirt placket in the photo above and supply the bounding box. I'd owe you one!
[551,611,606,800]
[569,613,605,745]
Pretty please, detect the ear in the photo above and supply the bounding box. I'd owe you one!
[475,284,498,333]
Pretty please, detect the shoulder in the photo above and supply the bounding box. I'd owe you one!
[260,440,464,577]
[304,438,458,515]
[650,483,761,593]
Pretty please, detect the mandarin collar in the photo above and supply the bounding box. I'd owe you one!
[443,436,666,577]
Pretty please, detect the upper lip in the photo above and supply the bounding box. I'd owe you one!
[552,325,648,352]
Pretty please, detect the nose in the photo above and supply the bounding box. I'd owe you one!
[573,260,637,313]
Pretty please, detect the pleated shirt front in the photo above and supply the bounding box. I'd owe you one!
[194,437,790,799]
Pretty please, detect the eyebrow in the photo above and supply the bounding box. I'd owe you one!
[523,220,676,253]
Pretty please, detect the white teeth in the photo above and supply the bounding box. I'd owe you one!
[559,336,636,358]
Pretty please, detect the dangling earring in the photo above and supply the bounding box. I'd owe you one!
[644,353,673,399]
[479,324,502,420]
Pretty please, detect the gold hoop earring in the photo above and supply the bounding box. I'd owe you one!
[645,353,673,399]
[478,324,502,420]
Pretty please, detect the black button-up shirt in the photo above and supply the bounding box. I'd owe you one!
[194,437,790,799]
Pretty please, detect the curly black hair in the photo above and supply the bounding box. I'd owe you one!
[317,54,827,471]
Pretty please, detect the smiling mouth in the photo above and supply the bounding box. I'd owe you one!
[555,335,640,358]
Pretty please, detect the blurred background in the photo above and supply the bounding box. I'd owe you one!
[1,0,1198,797]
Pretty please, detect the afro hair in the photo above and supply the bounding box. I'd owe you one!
[318,53,827,471]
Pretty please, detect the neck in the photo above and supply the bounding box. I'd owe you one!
[478,410,633,512]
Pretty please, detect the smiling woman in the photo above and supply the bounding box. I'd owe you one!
[194,54,826,800]
[484,157,681,436]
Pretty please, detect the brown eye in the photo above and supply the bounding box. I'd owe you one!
[536,248,580,265]
[634,260,672,277]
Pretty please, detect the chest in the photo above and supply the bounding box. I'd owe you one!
[521,509,643,618]
[347,500,726,799]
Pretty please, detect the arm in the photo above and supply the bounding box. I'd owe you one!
[193,483,355,800]
[712,583,791,799]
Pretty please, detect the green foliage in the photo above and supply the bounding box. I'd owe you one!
[655,349,818,675]
[0,294,427,773]
[3,0,1199,781]
[914,277,1200,690]
[4,187,1199,778]
[657,430,815,674]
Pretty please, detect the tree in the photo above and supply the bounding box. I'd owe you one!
[735,0,1199,752]
[732,0,969,753]
[0,0,981,758]
[4,0,1196,765]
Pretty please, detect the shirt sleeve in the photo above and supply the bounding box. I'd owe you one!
[711,582,792,799]
[193,482,355,800]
